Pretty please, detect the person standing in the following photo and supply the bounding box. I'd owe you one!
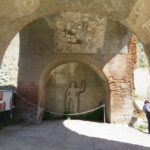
[140,100,150,134]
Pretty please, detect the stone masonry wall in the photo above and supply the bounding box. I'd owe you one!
[128,34,137,90]
[103,54,133,123]
[17,12,133,123]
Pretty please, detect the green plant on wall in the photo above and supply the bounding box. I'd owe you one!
[136,38,140,44]
[139,59,148,67]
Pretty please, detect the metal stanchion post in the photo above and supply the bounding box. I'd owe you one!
[103,105,106,123]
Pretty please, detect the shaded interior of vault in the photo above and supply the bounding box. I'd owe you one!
[43,62,109,121]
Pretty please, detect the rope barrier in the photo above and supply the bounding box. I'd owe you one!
[16,93,106,122]
[44,105,105,116]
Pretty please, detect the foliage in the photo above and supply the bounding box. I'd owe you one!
[67,117,71,120]
[0,119,14,130]
[132,92,139,99]
[65,106,104,122]
[139,59,149,67]
[42,104,105,122]
[42,112,65,120]
[136,38,140,44]
[138,124,148,130]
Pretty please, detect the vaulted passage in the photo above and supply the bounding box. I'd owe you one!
[1,1,150,150]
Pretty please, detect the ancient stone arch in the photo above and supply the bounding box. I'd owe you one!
[11,9,134,123]
[38,56,110,122]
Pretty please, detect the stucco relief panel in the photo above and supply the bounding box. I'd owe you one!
[54,12,106,53]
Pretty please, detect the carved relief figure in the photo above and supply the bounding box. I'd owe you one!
[55,12,106,53]
[65,81,85,113]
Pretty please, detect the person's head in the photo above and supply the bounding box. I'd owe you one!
[144,100,150,104]
[70,81,76,87]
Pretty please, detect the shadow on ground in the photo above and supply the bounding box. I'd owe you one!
[0,120,149,150]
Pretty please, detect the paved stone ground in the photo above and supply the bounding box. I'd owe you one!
[0,120,149,150]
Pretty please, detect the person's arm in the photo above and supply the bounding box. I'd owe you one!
[79,81,85,92]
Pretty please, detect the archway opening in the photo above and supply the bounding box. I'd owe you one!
[0,33,19,90]
[0,33,19,125]
[133,37,150,99]
[39,61,110,122]
[131,35,150,130]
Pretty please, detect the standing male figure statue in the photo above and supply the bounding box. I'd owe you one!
[65,81,85,113]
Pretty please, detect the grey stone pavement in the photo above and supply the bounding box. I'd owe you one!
[0,120,150,150]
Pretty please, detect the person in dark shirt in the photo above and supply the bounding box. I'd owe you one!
[140,100,150,134]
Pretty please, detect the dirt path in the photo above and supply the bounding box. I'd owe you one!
[0,120,149,150]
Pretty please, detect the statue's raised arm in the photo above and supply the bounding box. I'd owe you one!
[79,81,85,92]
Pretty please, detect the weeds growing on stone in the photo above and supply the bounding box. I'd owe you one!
[138,124,148,130]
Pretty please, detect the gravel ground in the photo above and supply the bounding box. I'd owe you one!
[0,120,149,150]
